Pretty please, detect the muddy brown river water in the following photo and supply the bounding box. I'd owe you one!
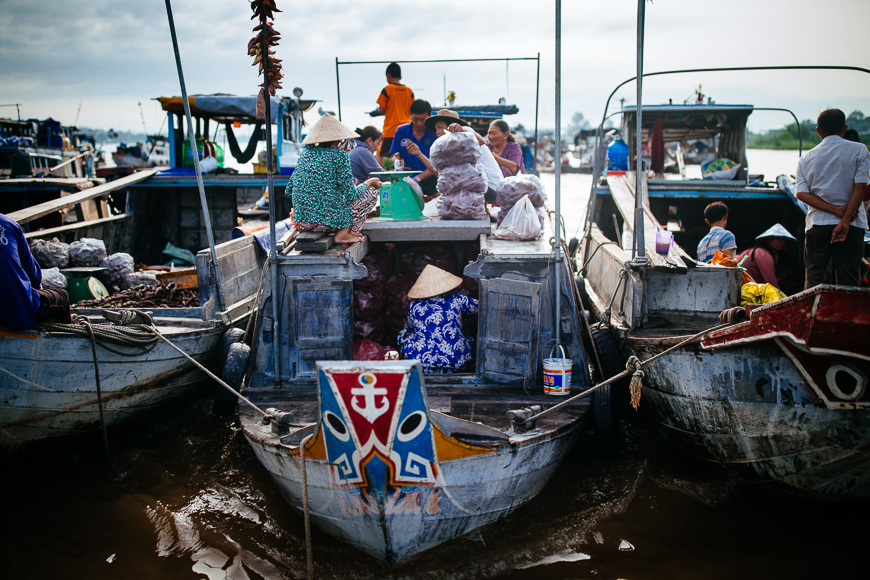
[1,394,866,580]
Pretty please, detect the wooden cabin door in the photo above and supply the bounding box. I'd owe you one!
[477,278,542,385]
[287,277,353,379]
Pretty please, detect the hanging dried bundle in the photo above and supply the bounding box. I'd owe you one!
[249,0,284,115]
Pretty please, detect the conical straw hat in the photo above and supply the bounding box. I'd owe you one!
[302,113,359,145]
[408,265,463,300]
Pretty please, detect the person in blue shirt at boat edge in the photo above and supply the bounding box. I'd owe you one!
[0,212,72,330]
[389,99,439,202]
[696,201,737,262]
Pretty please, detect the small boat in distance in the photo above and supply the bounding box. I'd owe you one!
[111,135,170,168]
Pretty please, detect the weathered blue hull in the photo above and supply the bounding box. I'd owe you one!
[0,318,224,450]
[629,336,870,499]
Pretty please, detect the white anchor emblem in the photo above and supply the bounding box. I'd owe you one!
[351,374,389,423]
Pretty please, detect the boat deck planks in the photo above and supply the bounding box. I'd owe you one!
[8,168,158,224]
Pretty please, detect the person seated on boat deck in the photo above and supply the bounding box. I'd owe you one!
[398,265,479,373]
[486,120,525,178]
[0,212,72,330]
[696,201,737,262]
[795,108,869,288]
[735,224,797,291]
[286,114,382,245]
[389,99,438,200]
[348,125,384,183]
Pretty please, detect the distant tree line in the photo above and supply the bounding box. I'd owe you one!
[748,110,870,150]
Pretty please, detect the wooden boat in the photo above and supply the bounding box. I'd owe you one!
[240,359,588,562]
[111,135,170,168]
[238,197,596,560]
[577,100,870,499]
[0,186,266,452]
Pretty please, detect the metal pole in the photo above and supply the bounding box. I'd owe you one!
[335,57,342,122]
[633,0,647,262]
[534,52,540,173]
[163,0,225,312]
[264,38,281,382]
[554,1,562,345]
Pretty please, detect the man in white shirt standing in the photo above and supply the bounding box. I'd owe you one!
[795,108,869,288]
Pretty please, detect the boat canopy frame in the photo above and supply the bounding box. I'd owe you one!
[334,56,541,172]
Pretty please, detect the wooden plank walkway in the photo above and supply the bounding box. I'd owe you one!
[607,172,690,272]
[7,168,159,225]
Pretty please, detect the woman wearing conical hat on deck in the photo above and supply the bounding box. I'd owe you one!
[735,223,797,291]
[398,265,479,373]
[286,114,382,244]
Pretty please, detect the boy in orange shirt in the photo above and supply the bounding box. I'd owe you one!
[376,62,414,162]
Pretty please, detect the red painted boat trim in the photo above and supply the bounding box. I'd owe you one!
[701,285,870,359]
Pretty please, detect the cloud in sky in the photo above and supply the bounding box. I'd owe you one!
[1,0,868,136]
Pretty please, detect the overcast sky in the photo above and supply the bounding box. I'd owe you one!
[1,0,868,140]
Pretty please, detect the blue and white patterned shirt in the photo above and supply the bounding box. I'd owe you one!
[398,293,479,373]
[696,226,737,262]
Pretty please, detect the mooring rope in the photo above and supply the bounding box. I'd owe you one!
[516,321,732,426]
[299,433,314,580]
[37,310,270,419]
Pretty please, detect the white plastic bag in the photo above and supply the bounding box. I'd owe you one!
[493,195,542,241]
[476,138,504,188]
[41,267,68,289]
[30,238,70,269]
[69,238,107,267]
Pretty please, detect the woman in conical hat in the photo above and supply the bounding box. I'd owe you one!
[286,114,382,244]
[735,223,798,291]
[397,265,479,373]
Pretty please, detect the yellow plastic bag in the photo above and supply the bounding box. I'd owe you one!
[712,250,754,285]
[740,282,787,306]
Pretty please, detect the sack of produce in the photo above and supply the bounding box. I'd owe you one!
[436,163,487,196]
[353,286,386,321]
[353,318,384,343]
[99,253,135,289]
[496,173,546,210]
[69,238,107,267]
[493,195,543,241]
[439,190,487,221]
[353,339,386,361]
[356,244,395,289]
[41,267,68,289]
[399,245,457,280]
[30,238,70,269]
[429,131,480,171]
[121,270,159,289]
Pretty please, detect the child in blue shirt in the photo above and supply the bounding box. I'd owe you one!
[696,201,737,262]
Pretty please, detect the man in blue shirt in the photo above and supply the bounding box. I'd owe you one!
[389,99,438,199]
[0,213,71,330]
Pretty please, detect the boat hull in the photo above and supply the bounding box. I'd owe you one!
[630,338,870,499]
[0,324,223,449]
[244,418,582,562]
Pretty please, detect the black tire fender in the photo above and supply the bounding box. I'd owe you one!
[213,342,250,417]
[589,324,627,458]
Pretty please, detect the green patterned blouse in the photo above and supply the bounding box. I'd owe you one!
[286,146,368,229]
